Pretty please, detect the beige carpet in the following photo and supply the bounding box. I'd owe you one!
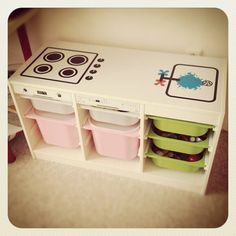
[8,131,228,228]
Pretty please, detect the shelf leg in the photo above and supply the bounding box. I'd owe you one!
[17,24,32,61]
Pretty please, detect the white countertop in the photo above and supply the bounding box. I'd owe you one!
[9,41,227,123]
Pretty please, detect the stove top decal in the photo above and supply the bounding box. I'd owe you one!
[154,64,218,102]
[21,47,99,84]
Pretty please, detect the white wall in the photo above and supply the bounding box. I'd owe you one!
[9,8,228,65]
[8,8,228,130]
[25,8,228,56]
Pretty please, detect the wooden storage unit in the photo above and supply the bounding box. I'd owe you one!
[8,41,227,194]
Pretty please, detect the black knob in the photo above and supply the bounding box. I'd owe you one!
[23,88,27,92]
[85,76,93,80]
[97,58,104,62]
[94,64,101,68]
[57,93,62,97]
[89,70,97,74]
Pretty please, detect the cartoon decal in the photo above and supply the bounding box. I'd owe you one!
[154,69,169,86]
[154,64,219,102]
[177,72,203,90]
[155,70,213,89]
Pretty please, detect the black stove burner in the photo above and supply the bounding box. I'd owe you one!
[59,67,78,78]
[44,52,64,62]
[67,55,88,66]
[34,64,52,74]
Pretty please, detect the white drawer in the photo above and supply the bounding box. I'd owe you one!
[76,94,140,113]
[13,84,72,102]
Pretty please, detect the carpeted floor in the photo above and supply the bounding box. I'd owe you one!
[8,130,228,228]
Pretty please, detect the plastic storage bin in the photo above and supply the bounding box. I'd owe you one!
[89,109,139,126]
[149,116,214,136]
[29,96,74,114]
[148,126,209,154]
[25,107,80,148]
[146,144,205,172]
[84,118,140,160]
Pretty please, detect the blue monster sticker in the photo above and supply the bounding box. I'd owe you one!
[177,72,203,90]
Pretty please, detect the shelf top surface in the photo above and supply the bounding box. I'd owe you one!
[9,41,227,114]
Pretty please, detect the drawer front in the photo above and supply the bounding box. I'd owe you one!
[148,127,209,155]
[12,84,72,102]
[76,94,140,113]
[145,143,206,172]
[149,116,214,136]
[151,138,206,155]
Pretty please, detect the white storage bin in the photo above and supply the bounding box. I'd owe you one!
[89,108,139,126]
[84,118,140,160]
[30,97,74,114]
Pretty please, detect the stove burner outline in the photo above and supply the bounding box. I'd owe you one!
[67,55,88,66]
[59,67,78,78]
[44,52,64,62]
[20,47,99,84]
[34,64,53,74]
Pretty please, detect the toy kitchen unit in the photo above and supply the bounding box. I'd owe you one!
[8,41,227,194]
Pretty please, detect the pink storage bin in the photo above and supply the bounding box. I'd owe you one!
[25,107,80,148]
[84,118,140,160]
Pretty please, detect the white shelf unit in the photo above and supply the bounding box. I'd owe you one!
[8,82,224,195]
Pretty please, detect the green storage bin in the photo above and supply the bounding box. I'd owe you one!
[149,116,214,136]
[148,128,209,154]
[146,146,205,172]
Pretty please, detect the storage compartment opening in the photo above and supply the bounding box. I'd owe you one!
[24,119,43,149]
[143,157,206,193]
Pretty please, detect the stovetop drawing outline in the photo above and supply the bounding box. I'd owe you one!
[20,47,99,84]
